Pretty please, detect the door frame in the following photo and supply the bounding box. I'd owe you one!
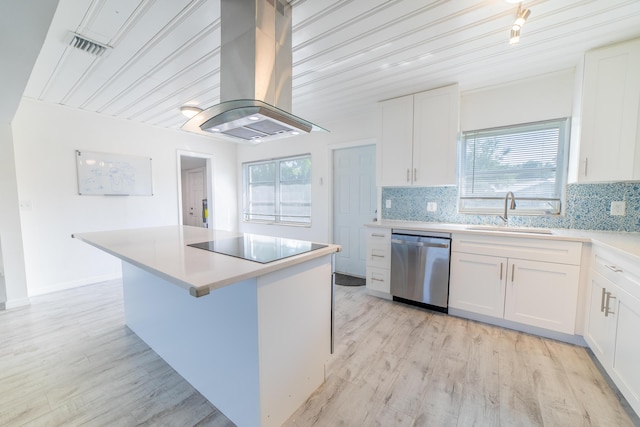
[327,138,379,251]
[176,149,214,228]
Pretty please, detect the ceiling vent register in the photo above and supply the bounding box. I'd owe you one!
[68,33,110,56]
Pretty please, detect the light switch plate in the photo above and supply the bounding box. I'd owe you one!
[610,201,626,216]
[427,202,437,212]
[385,199,391,209]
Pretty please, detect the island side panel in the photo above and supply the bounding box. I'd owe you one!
[256,254,333,427]
[121,261,261,427]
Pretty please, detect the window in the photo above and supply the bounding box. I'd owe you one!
[458,118,570,215]
[243,154,311,225]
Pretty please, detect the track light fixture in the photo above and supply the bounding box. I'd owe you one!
[509,4,530,44]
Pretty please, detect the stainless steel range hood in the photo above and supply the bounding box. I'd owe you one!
[181,0,326,143]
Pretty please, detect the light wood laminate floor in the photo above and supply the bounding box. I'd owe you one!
[1,280,637,426]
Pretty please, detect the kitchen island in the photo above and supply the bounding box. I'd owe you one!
[73,226,340,427]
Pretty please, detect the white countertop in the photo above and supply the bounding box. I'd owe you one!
[73,226,341,297]
[367,220,640,262]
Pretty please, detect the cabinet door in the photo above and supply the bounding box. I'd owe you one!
[504,259,580,334]
[611,287,640,416]
[584,271,616,367]
[379,95,414,186]
[412,84,459,186]
[579,38,640,182]
[449,252,506,318]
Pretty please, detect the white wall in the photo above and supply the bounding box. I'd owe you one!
[0,124,30,308]
[460,69,576,131]
[11,99,238,296]
[236,111,378,243]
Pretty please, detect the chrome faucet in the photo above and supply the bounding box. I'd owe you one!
[499,192,516,225]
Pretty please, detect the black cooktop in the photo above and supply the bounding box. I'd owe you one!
[187,234,328,264]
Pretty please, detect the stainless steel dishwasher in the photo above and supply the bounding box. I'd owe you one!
[390,229,451,312]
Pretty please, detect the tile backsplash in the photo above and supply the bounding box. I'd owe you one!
[381,182,640,232]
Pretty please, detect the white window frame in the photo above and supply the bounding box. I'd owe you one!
[243,154,312,226]
[458,118,570,216]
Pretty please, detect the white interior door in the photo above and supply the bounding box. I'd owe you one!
[185,167,206,227]
[333,145,376,277]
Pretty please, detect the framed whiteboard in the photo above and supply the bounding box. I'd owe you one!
[76,150,153,196]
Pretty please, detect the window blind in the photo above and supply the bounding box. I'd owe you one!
[459,118,570,215]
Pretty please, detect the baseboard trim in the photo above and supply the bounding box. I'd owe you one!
[1,297,31,310]
[28,273,122,297]
[448,307,588,346]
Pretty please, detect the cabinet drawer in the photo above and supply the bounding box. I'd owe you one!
[365,227,391,268]
[366,245,390,268]
[592,245,640,301]
[366,227,391,241]
[452,234,582,265]
[366,267,390,293]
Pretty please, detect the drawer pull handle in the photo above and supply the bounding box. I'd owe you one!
[499,263,503,280]
[371,233,386,238]
[511,264,515,282]
[371,254,385,258]
[600,287,607,313]
[604,292,616,317]
[605,265,623,273]
[371,277,385,282]
[407,169,410,182]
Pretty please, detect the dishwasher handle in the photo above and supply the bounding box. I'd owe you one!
[391,238,449,249]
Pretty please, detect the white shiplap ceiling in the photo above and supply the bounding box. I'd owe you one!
[22,0,640,132]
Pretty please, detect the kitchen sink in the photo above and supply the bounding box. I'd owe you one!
[465,225,553,235]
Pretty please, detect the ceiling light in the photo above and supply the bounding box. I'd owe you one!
[180,106,203,118]
[514,8,530,29]
[508,5,530,44]
[510,28,520,44]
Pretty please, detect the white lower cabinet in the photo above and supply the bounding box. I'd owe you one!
[504,259,580,334]
[449,234,582,335]
[585,246,640,417]
[449,252,506,318]
[364,227,391,295]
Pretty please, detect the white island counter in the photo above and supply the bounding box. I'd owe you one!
[73,226,341,427]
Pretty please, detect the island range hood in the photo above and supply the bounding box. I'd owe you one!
[181,0,326,143]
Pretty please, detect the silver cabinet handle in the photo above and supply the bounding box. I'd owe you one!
[371,254,385,258]
[605,264,623,273]
[584,157,587,176]
[604,292,616,317]
[371,277,384,282]
[371,233,386,238]
[500,263,503,280]
[600,287,607,312]
[413,168,417,182]
[406,168,410,182]
[511,264,515,282]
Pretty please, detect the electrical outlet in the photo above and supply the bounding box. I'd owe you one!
[385,199,391,209]
[610,201,626,216]
[19,200,32,211]
[427,202,437,212]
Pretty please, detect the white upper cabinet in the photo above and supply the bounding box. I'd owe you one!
[379,95,414,186]
[578,37,640,182]
[379,84,459,187]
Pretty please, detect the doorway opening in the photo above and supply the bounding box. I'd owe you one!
[332,144,376,280]
[178,152,214,228]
